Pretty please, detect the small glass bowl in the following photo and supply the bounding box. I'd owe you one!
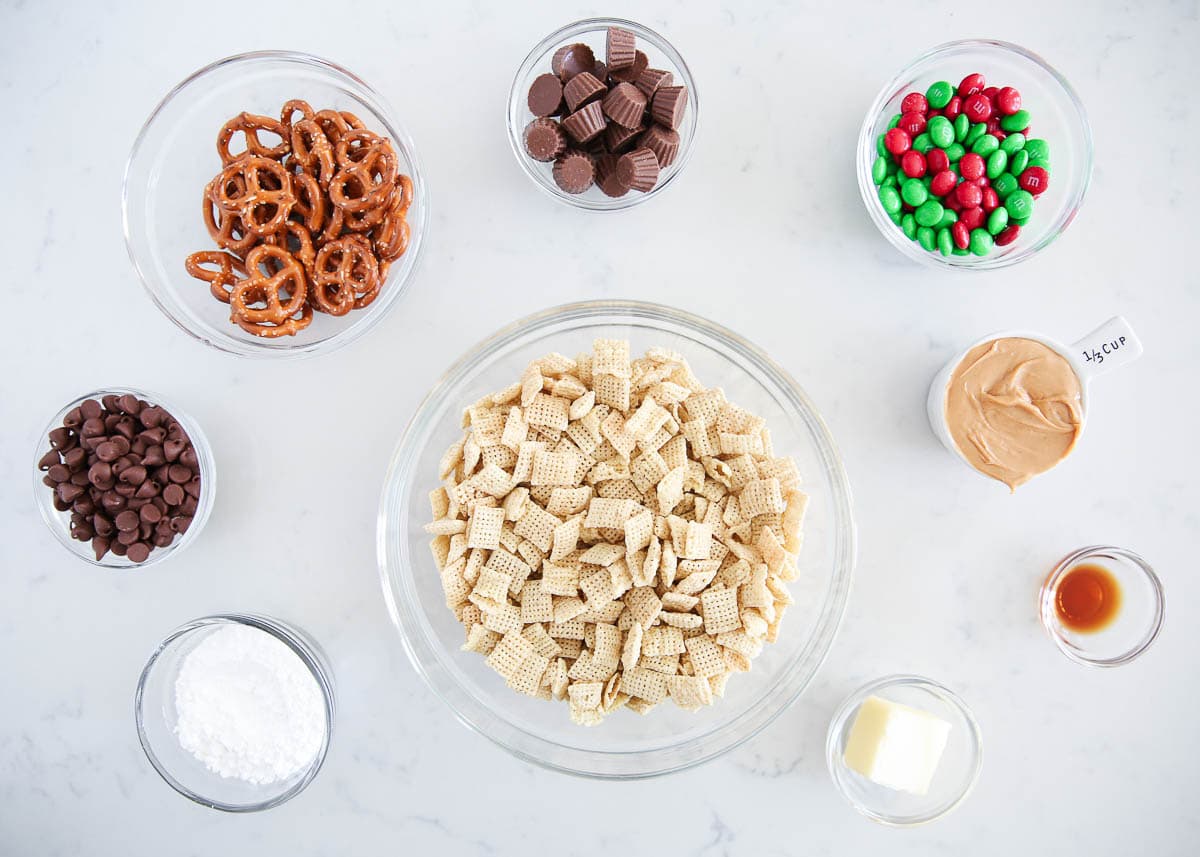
[32,388,216,569]
[1040,545,1165,667]
[826,675,983,827]
[378,300,856,778]
[857,39,1092,270]
[135,614,335,812]
[506,18,699,210]
[123,50,428,358]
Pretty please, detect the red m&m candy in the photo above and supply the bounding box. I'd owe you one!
[981,187,1000,212]
[901,92,929,115]
[930,170,958,197]
[927,148,950,173]
[963,93,992,123]
[898,111,927,136]
[959,152,985,181]
[884,127,912,155]
[943,95,963,120]
[900,150,927,178]
[1018,166,1050,195]
[959,206,985,231]
[952,221,971,249]
[996,86,1022,115]
[995,224,1021,245]
[956,181,983,207]
[958,73,986,97]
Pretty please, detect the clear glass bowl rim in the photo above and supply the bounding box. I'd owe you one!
[505,17,700,211]
[32,386,217,569]
[377,299,857,778]
[825,673,984,827]
[1039,544,1165,667]
[856,38,1093,271]
[121,49,430,359]
[133,613,336,812]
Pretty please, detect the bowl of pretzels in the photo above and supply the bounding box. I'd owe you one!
[123,51,427,357]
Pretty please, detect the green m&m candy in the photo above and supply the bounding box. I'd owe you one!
[872,156,890,184]
[915,199,945,227]
[878,184,902,214]
[965,122,987,145]
[952,245,971,256]
[1000,133,1026,155]
[993,172,1019,198]
[928,115,955,148]
[1027,155,1050,170]
[954,113,970,142]
[1008,149,1030,176]
[1000,109,1030,132]
[926,81,954,109]
[876,133,888,157]
[888,208,903,225]
[971,133,1000,156]
[901,213,918,240]
[901,178,928,207]
[1005,189,1035,220]
[969,228,994,256]
[913,133,933,153]
[937,209,958,229]
[943,143,965,162]
[1023,138,1050,163]
[937,226,954,256]
[917,226,937,252]
[986,149,1008,179]
[888,113,902,130]
[987,206,1009,235]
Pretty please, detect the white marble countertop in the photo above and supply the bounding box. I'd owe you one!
[3,0,1198,853]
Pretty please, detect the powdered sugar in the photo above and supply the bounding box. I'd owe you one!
[173,623,325,785]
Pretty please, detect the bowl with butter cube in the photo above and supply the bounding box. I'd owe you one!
[826,674,983,826]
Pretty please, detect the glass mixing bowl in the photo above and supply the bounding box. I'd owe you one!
[123,51,428,358]
[506,18,699,210]
[377,300,856,778]
[857,40,1092,270]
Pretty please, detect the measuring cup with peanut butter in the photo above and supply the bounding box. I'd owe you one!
[927,317,1143,491]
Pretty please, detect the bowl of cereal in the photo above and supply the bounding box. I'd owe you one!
[378,301,855,778]
[123,50,428,358]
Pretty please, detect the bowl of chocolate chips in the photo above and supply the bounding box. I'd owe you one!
[33,389,216,568]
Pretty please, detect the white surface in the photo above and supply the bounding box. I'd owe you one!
[2,0,1197,853]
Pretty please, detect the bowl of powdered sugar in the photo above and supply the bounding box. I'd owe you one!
[135,614,334,811]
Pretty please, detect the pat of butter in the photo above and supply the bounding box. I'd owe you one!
[843,695,951,796]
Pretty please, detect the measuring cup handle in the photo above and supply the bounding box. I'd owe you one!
[1070,316,1143,380]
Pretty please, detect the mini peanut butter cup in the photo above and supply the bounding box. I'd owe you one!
[616,147,659,193]
[553,150,596,194]
[603,82,648,129]
[605,120,644,154]
[527,73,564,117]
[563,71,607,112]
[610,50,649,84]
[651,85,688,130]
[606,26,637,70]
[595,154,630,198]
[524,118,566,162]
[639,123,680,167]
[561,100,606,144]
[635,68,673,98]
[552,42,596,81]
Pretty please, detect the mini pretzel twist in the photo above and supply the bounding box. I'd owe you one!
[229,245,312,337]
[311,235,380,315]
[213,156,296,237]
[217,112,289,164]
[290,118,336,188]
[184,250,247,303]
[328,132,397,212]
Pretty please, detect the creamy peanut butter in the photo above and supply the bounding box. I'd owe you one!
[945,337,1083,490]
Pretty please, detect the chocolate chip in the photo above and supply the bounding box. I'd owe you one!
[92,536,110,560]
[164,439,185,462]
[110,540,128,557]
[75,497,96,516]
[57,482,86,503]
[49,427,72,449]
[140,503,163,524]
[140,407,164,428]
[95,442,120,462]
[69,470,91,487]
[52,495,72,512]
[162,483,185,506]
[168,465,192,485]
[64,447,87,470]
[120,465,148,486]
[114,482,136,498]
[184,476,202,499]
[80,399,103,420]
[116,529,140,546]
[153,531,174,548]
[126,542,151,563]
[180,495,199,516]
[47,464,70,483]
[94,514,115,537]
[140,427,166,446]
[180,448,198,469]
[118,394,142,415]
[135,479,159,499]
[115,418,137,441]
[38,450,60,471]
[142,445,165,466]
[101,491,126,513]
[63,407,83,428]
[71,520,94,542]
[87,461,112,487]
[81,417,105,438]
[171,516,193,534]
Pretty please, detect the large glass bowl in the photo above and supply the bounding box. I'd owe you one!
[506,18,699,211]
[377,301,856,778]
[857,40,1092,270]
[123,51,428,358]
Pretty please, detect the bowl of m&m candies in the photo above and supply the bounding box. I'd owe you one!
[857,40,1092,270]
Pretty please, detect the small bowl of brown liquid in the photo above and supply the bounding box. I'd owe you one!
[1040,546,1164,667]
